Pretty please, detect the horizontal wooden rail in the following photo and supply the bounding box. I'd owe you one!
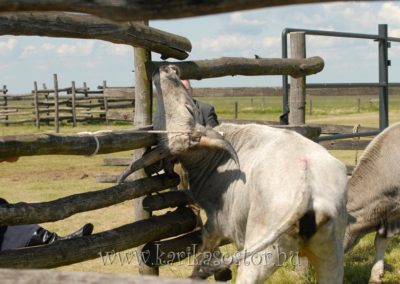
[0,174,179,226]
[0,0,365,21]
[150,56,324,79]
[0,207,196,268]
[0,12,191,60]
[142,190,193,212]
[0,268,210,284]
[0,127,157,159]
[320,139,371,150]
[221,120,321,140]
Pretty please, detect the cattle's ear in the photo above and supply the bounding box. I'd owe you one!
[189,129,240,167]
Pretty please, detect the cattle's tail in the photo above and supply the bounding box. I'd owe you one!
[210,185,312,272]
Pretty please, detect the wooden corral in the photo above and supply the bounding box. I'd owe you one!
[0,0,373,282]
[0,81,135,128]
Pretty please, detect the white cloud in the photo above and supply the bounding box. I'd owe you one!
[112,44,131,55]
[20,45,37,58]
[199,34,251,52]
[0,38,17,53]
[42,43,56,51]
[379,3,400,25]
[56,40,95,56]
[230,12,266,27]
[262,37,280,48]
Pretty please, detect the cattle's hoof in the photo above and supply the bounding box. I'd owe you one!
[214,268,232,281]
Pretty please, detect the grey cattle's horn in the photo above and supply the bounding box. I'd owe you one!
[197,136,240,167]
[117,147,170,184]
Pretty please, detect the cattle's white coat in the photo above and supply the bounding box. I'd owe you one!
[152,65,348,284]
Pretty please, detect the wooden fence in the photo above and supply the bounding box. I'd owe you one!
[0,1,374,281]
[2,83,398,131]
[0,76,135,132]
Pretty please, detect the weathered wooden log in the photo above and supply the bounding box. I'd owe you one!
[0,207,196,269]
[0,12,191,60]
[0,127,156,159]
[193,87,282,97]
[103,102,134,109]
[0,174,179,226]
[2,269,210,284]
[319,139,371,150]
[142,190,193,212]
[0,106,34,110]
[0,0,369,21]
[0,118,35,124]
[98,98,134,103]
[0,111,31,116]
[220,120,320,140]
[289,32,306,124]
[308,123,378,134]
[133,23,158,276]
[38,115,92,122]
[0,268,212,284]
[142,229,203,267]
[35,107,71,113]
[150,56,324,79]
[35,100,69,106]
[73,102,104,108]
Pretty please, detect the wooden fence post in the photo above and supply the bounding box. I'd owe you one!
[3,85,8,127]
[102,80,109,125]
[309,95,313,116]
[357,96,361,113]
[289,32,306,125]
[71,81,77,127]
[33,81,40,129]
[234,100,238,119]
[53,74,60,133]
[43,83,50,125]
[132,20,157,276]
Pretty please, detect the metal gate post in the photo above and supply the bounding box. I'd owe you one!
[378,24,389,130]
[281,29,289,124]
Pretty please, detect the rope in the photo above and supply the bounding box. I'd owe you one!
[77,130,112,157]
[75,129,226,157]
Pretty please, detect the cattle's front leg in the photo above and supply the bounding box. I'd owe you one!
[191,226,222,280]
[369,233,389,284]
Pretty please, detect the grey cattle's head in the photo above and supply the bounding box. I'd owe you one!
[116,65,239,184]
[152,64,239,164]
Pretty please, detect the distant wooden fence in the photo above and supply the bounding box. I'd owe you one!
[2,83,399,131]
[0,76,135,132]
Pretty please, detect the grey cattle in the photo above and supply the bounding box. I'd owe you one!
[344,122,400,283]
[120,65,348,284]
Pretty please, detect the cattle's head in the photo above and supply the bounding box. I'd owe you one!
[117,64,238,184]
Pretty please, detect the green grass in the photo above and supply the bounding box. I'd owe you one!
[1,95,400,282]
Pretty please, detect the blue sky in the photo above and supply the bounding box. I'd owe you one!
[1,1,400,93]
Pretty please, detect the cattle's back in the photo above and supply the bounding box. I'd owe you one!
[216,123,347,218]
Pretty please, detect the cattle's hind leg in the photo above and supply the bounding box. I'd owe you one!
[369,233,389,284]
[304,219,344,284]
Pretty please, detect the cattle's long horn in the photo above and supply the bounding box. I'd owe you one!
[198,136,240,167]
[117,147,170,184]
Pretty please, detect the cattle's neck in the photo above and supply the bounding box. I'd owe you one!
[177,124,242,207]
